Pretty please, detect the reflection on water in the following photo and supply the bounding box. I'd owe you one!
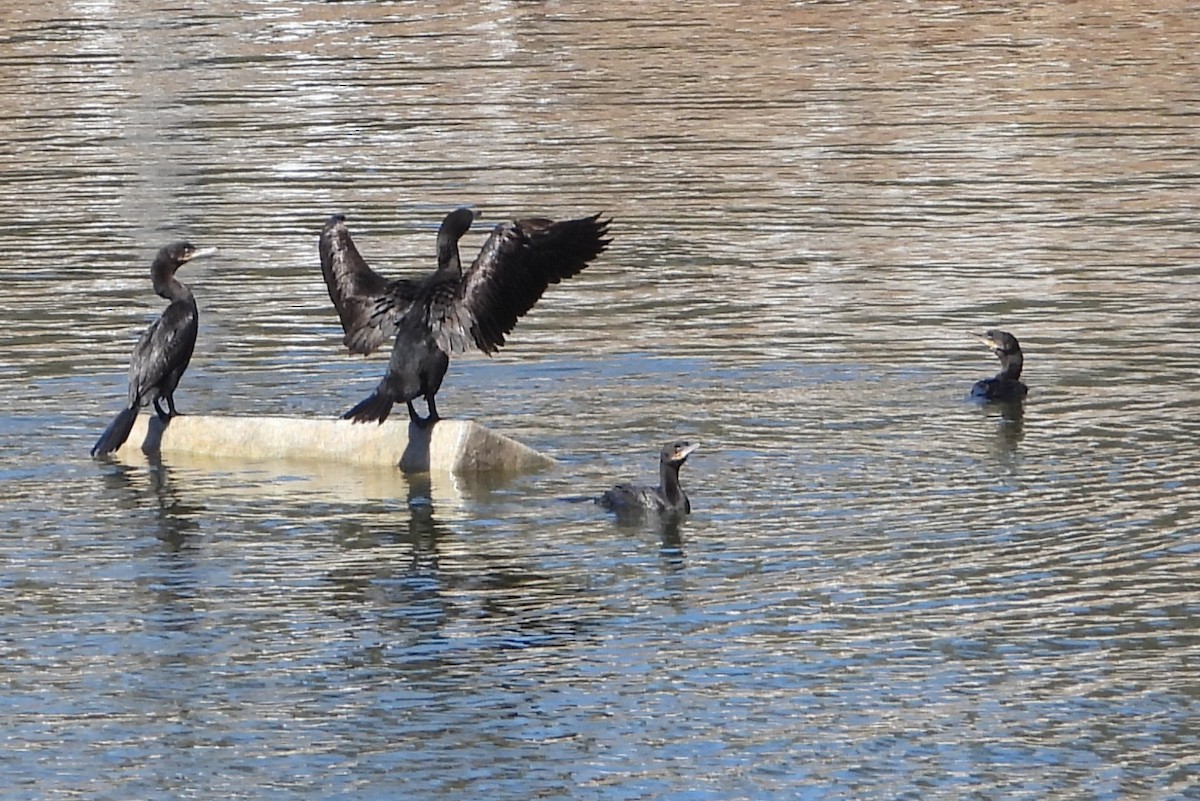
[134,457,205,547]
[986,398,1026,459]
[1,0,1199,798]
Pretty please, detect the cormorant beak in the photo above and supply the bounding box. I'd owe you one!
[973,332,999,350]
[676,443,700,461]
[181,247,219,266]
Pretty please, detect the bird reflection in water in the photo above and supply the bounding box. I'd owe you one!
[965,393,1026,477]
[97,457,206,637]
[396,474,443,574]
[146,458,204,549]
[100,456,203,549]
[600,495,690,568]
[321,473,453,659]
[987,398,1026,458]
[658,516,687,568]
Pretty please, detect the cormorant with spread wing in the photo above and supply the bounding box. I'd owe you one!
[319,207,610,426]
[92,242,215,457]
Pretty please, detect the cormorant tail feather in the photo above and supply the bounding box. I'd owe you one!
[342,392,393,425]
[91,406,138,457]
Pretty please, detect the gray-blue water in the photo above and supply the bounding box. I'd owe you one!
[1,1,1198,798]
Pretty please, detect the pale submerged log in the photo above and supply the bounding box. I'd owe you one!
[113,415,554,474]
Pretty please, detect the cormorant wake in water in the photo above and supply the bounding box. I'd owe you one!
[319,207,610,426]
[971,329,1028,402]
[598,440,699,516]
[91,242,215,457]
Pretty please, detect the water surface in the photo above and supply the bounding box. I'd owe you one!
[1,2,1198,799]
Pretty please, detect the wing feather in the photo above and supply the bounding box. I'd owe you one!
[129,301,197,403]
[432,213,611,354]
[318,215,418,355]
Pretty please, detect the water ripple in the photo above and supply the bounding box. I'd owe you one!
[1,1,1199,799]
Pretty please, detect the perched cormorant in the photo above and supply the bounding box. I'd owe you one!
[971,329,1028,402]
[319,208,611,426]
[598,440,699,516]
[91,242,214,457]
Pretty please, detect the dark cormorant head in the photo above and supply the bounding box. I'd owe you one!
[155,241,216,269]
[160,241,197,266]
[977,329,1023,360]
[151,242,216,284]
[659,440,699,466]
[439,206,481,241]
[435,207,481,273]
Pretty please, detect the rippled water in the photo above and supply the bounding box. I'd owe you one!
[1,1,1198,799]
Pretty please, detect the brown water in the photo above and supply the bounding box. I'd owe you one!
[1,2,1198,799]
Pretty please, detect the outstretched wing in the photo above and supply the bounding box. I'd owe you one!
[431,213,611,354]
[318,215,418,355]
[128,301,197,404]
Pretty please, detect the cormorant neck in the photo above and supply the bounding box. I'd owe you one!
[659,460,687,508]
[151,259,192,303]
[436,235,462,276]
[997,353,1023,381]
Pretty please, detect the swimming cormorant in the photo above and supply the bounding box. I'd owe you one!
[319,208,611,426]
[971,329,1028,402]
[598,440,699,516]
[91,242,214,457]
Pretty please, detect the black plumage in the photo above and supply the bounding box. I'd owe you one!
[92,242,212,457]
[971,329,1028,402]
[598,441,699,516]
[319,207,611,426]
